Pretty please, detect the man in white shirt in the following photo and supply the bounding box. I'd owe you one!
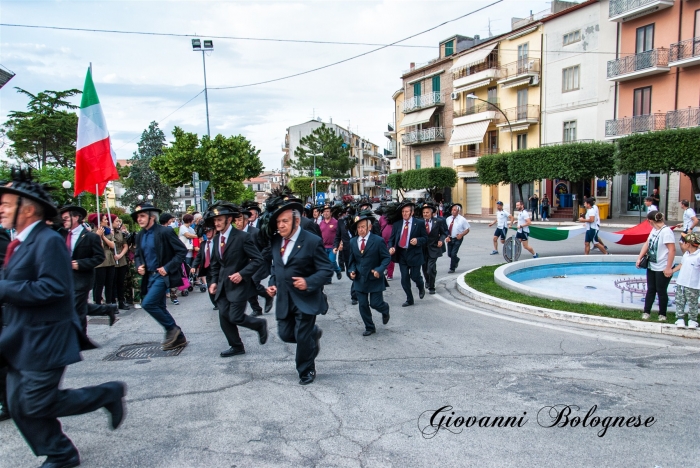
[488,201,512,255]
[677,199,698,240]
[578,197,609,255]
[644,197,658,213]
[511,201,538,258]
[444,203,470,273]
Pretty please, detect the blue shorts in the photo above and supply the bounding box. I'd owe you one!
[516,232,529,241]
[585,229,599,243]
[494,228,507,240]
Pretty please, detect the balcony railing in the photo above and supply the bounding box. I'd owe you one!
[609,0,674,21]
[401,127,445,145]
[666,107,700,129]
[453,148,499,159]
[541,139,595,147]
[403,92,444,113]
[452,57,500,79]
[607,48,669,79]
[499,58,540,81]
[500,105,540,123]
[604,114,666,138]
[453,100,500,118]
[669,37,700,64]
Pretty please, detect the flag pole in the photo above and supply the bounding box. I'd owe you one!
[95,183,100,225]
[104,182,117,255]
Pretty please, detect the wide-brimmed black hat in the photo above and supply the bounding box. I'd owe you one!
[241,209,253,218]
[204,202,241,220]
[397,200,416,210]
[59,205,87,219]
[349,209,376,235]
[358,197,372,209]
[419,202,437,213]
[131,203,163,221]
[259,186,306,241]
[270,200,304,230]
[0,168,58,219]
[242,200,261,214]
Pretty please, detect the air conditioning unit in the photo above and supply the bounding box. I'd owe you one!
[530,75,540,86]
[451,91,459,100]
[526,60,535,71]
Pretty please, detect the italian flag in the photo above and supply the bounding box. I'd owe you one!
[511,222,666,245]
[74,68,119,196]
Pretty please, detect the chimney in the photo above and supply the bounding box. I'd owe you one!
[410,62,415,70]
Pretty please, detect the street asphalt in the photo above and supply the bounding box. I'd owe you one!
[1,222,698,467]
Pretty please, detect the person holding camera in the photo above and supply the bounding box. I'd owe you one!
[637,211,676,321]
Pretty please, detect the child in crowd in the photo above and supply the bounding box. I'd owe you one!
[672,232,700,329]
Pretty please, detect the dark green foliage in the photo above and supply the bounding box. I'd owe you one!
[388,167,457,200]
[476,153,510,186]
[291,124,354,178]
[289,177,331,199]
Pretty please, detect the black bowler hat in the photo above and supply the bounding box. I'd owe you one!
[0,168,58,219]
[131,203,162,221]
[349,209,376,235]
[242,200,261,214]
[59,205,88,220]
[204,202,241,221]
[419,202,437,213]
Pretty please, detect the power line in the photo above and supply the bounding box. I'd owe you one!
[210,0,504,90]
[0,23,434,49]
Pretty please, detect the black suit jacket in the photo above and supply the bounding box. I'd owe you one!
[268,228,332,318]
[192,237,214,279]
[423,217,448,259]
[209,227,263,302]
[134,224,188,292]
[301,216,322,238]
[245,224,270,282]
[65,228,105,291]
[333,215,352,250]
[347,233,390,293]
[388,218,428,266]
[0,222,92,371]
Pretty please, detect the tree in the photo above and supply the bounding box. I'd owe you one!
[291,124,353,178]
[3,87,81,168]
[616,127,700,210]
[476,153,510,186]
[289,177,331,200]
[399,167,458,200]
[386,173,408,200]
[151,127,264,203]
[507,148,542,204]
[120,122,175,211]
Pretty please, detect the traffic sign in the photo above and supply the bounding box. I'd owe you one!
[314,169,322,176]
[199,181,210,194]
[316,192,325,204]
[635,172,647,186]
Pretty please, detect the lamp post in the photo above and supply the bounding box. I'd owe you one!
[191,39,213,138]
[465,94,513,152]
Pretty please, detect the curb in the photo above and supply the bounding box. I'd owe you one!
[455,269,699,339]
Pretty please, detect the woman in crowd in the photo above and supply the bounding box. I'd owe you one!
[111,216,130,310]
[91,213,117,305]
[636,210,676,322]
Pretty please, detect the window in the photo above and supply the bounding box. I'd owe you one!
[563,121,577,142]
[562,65,580,92]
[633,86,652,116]
[517,134,527,150]
[185,199,192,207]
[517,42,529,67]
[636,24,654,53]
[445,40,454,57]
[184,187,192,197]
[487,87,497,104]
[516,88,528,119]
[696,9,700,37]
[413,81,421,98]
[433,152,441,168]
[432,75,440,93]
[415,153,421,169]
[563,30,581,46]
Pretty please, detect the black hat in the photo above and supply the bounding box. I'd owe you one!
[159,212,175,225]
[349,209,376,235]
[0,168,58,219]
[419,202,437,213]
[59,205,87,220]
[131,203,163,221]
[204,202,241,220]
[397,200,415,210]
[242,200,261,214]
[358,197,372,209]
[241,209,253,218]
[259,186,305,241]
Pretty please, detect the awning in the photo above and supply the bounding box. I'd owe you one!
[454,79,492,94]
[400,107,436,128]
[448,120,491,147]
[499,124,530,133]
[500,77,531,89]
[449,44,497,72]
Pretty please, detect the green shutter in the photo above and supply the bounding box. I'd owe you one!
[415,155,421,169]
[445,40,454,57]
[434,152,441,168]
[432,75,440,93]
[414,82,421,98]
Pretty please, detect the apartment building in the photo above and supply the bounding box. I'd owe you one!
[604,0,699,220]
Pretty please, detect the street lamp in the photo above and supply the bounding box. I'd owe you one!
[465,93,513,152]
[191,38,213,138]
[137,194,154,202]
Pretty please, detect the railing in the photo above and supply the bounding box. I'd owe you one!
[501,104,540,123]
[666,107,700,129]
[454,100,500,118]
[512,7,552,29]
[403,92,444,113]
[402,58,440,75]
[452,56,499,78]
[604,114,666,137]
[669,37,700,63]
[541,139,595,147]
[607,48,669,78]
[500,58,540,81]
[453,148,499,159]
[609,0,673,18]
[401,127,445,145]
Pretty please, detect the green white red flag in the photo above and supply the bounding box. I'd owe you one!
[74,67,119,196]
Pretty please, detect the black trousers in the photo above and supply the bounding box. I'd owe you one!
[93,266,115,304]
[216,296,266,350]
[446,238,463,271]
[645,269,672,316]
[248,283,271,313]
[398,253,424,303]
[0,364,6,413]
[530,206,539,220]
[112,265,128,304]
[6,366,122,462]
[343,251,357,300]
[422,256,438,290]
[357,290,389,332]
[278,302,320,378]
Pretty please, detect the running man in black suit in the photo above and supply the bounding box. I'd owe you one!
[388,201,427,307]
[419,202,447,295]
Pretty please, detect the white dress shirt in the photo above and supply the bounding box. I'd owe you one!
[69,224,84,253]
[357,233,370,251]
[219,224,233,257]
[401,220,411,248]
[445,215,470,238]
[281,225,302,264]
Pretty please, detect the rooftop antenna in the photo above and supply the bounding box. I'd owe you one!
[488,18,493,37]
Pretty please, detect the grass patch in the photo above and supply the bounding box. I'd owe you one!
[464,265,676,322]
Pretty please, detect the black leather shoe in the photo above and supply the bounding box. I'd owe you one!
[351,299,358,305]
[264,296,273,314]
[0,406,10,422]
[382,313,390,325]
[213,306,219,310]
[419,288,425,299]
[362,330,375,336]
[402,301,414,307]
[429,289,436,295]
[118,302,130,311]
[40,453,81,468]
[299,371,316,385]
[250,309,263,317]
[336,271,342,280]
[313,328,323,360]
[258,320,268,345]
[448,269,455,274]
[220,347,245,357]
[104,382,127,430]
[106,304,118,326]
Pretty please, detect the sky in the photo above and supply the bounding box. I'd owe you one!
[0,0,553,172]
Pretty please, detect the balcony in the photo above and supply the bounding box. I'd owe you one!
[666,107,700,129]
[401,127,446,146]
[669,37,700,68]
[452,59,501,90]
[607,48,670,81]
[609,0,674,22]
[403,91,444,114]
[453,100,499,126]
[497,58,540,88]
[363,165,378,173]
[541,139,595,147]
[452,148,499,167]
[604,114,666,139]
[496,105,540,131]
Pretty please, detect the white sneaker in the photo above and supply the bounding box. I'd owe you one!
[658,315,667,322]
[688,320,698,329]
[642,313,650,320]
[675,319,686,328]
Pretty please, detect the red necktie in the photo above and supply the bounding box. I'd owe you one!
[220,236,226,257]
[400,221,409,248]
[425,220,430,234]
[360,237,365,253]
[449,220,454,236]
[66,231,72,252]
[204,242,211,268]
[281,237,291,256]
[4,239,21,268]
